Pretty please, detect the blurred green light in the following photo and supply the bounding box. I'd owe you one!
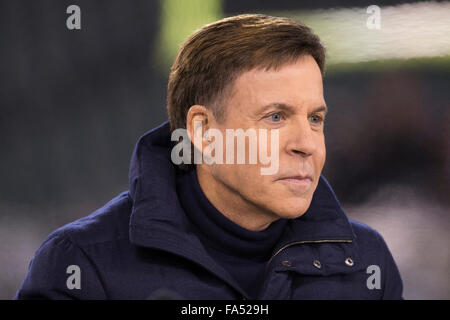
[155,0,223,72]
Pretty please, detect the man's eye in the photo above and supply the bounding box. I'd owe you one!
[309,114,323,124]
[269,113,282,122]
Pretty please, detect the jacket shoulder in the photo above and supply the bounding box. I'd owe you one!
[348,218,381,242]
[50,191,133,247]
[348,218,391,257]
[14,191,133,299]
[348,218,403,299]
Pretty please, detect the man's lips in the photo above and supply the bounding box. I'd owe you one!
[277,174,313,185]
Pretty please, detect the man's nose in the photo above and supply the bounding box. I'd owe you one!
[285,118,317,157]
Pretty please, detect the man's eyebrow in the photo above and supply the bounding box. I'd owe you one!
[257,103,296,114]
[313,105,328,115]
[257,103,328,114]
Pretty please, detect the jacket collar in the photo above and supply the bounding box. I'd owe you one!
[128,122,357,286]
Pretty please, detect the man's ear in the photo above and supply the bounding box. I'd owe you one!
[186,105,212,153]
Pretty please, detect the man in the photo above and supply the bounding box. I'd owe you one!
[15,14,403,299]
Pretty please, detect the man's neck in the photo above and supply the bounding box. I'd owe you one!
[195,165,279,231]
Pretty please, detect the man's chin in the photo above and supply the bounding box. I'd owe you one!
[272,202,311,220]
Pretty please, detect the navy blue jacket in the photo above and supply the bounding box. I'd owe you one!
[15,122,403,300]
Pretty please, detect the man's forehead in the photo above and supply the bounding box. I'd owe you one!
[240,55,322,80]
[220,56,324,116]
[232,58,323,95]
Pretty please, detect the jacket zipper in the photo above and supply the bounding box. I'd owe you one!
[267,239,353,266]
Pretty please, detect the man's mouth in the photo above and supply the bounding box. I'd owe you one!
[276,174,313,186]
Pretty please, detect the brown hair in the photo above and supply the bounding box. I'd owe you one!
[167,14,325,130]
[167,14,326,168]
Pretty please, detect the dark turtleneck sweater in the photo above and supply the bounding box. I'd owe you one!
[176,167,287,299]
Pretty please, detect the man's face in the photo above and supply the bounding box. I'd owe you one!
[207,55,327,221]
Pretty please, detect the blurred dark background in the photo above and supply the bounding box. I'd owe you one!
[1,0,449,299]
